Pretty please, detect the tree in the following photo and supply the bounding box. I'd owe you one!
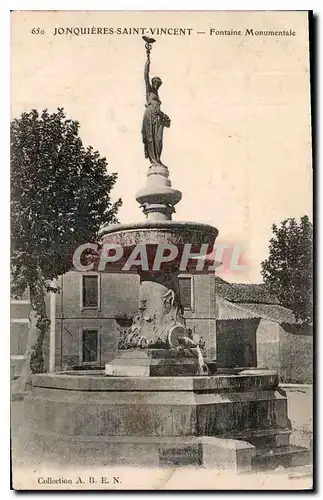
[261,216,313,323]
[11,108,122,389]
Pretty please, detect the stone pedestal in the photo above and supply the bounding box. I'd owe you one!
[105,350,151,377]
[135,165,182,221]
[105,349,203,377]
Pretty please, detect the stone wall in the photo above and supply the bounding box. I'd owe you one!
[57,318,118,370]
[216,318,259,368]
[10,288,50,378]
[280,327,313,383]
[256,319,281,372]
[55,272,139,370]
[57,272,139,319]
[256,320,313,383]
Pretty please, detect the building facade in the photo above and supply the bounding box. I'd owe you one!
[11,273,312,382]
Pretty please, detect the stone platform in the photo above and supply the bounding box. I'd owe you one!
[21,369,310,472]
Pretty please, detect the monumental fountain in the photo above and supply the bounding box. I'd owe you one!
[23,38,310,473]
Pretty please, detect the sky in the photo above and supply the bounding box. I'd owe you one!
[11,10,312,283]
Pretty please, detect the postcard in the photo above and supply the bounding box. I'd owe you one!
[10,10,313,490]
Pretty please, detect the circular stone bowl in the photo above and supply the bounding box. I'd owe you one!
[97,221,219,273]
[99,220,218,247]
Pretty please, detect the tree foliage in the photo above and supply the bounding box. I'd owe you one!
[11,108,122,296]
[11,108,122,382]
[261,216,313,323]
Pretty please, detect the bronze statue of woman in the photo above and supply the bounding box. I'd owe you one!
[141,39,171,166]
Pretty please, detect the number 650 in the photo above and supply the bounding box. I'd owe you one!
[31,28,45,35]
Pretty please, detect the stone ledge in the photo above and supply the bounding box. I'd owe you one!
[31,371,279,392]
[28,388,287,404]
[99,220,219,236]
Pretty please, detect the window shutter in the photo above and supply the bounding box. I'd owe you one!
[82,275,98,308]
[82,329,98,363]
[179,277,192,309]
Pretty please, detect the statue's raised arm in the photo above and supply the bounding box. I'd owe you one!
[144,54,151,102]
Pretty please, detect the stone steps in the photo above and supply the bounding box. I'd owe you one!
[13,422,313,475]
[252,445,310,471]
[220,427,291,448]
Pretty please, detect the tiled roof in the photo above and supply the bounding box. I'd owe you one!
[216,297,297,324]
[215,279,279,305]
[233,302,296,324]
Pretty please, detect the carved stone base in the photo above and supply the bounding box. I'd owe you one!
[105,350,150,377]
[149,349,205,376]
[105,348,205,377]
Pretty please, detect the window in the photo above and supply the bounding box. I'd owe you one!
[179,276,193,310]
[81,329,99,364]
[81,275,99,309]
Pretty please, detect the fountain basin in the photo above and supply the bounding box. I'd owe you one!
[21,369,295,471]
